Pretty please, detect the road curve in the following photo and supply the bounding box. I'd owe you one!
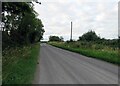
[33,43,118,84]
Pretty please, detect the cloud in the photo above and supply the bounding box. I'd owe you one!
[34,0,119,41]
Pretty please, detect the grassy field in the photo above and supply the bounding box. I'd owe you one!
[2,43,40,84]
[49,42,119,65]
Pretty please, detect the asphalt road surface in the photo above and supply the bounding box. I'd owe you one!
[33,43,118,84]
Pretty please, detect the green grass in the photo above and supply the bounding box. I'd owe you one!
[2,43,40,84]
[49,42,119,65]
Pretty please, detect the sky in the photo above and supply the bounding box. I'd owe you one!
[33,0,118,41]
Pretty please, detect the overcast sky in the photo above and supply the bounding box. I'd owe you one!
[33,0,118,41]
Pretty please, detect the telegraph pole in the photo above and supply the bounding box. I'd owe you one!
[70,21,73,41]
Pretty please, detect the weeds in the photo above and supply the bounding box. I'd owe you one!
[2,43,40,84]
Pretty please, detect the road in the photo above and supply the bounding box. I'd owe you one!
[33,43,118,84]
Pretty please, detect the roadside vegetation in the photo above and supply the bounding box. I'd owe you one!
[2,43,40,84]
[48,31,119,65]
[2,1,44,84]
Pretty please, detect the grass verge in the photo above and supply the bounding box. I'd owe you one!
[49,42,119,65]
[2,43,40,84]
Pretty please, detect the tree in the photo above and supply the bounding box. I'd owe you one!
[60,36,64,42]
[78,30,100,42]
[28,18,44,43]
[49,36,63,42]
[2,2,45,49]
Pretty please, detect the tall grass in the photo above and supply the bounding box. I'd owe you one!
[49,42,119,65]
[2,43,40,84]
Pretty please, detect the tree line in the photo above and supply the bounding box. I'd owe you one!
[49,30,119,49]
[49,36,64,42]
[2,2,45,50]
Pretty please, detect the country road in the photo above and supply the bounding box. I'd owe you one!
[33,43,118,84]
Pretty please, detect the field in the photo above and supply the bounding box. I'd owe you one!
[49,41,119,65]
[2,43,40,84]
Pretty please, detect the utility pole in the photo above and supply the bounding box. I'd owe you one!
[70,21,73,41]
